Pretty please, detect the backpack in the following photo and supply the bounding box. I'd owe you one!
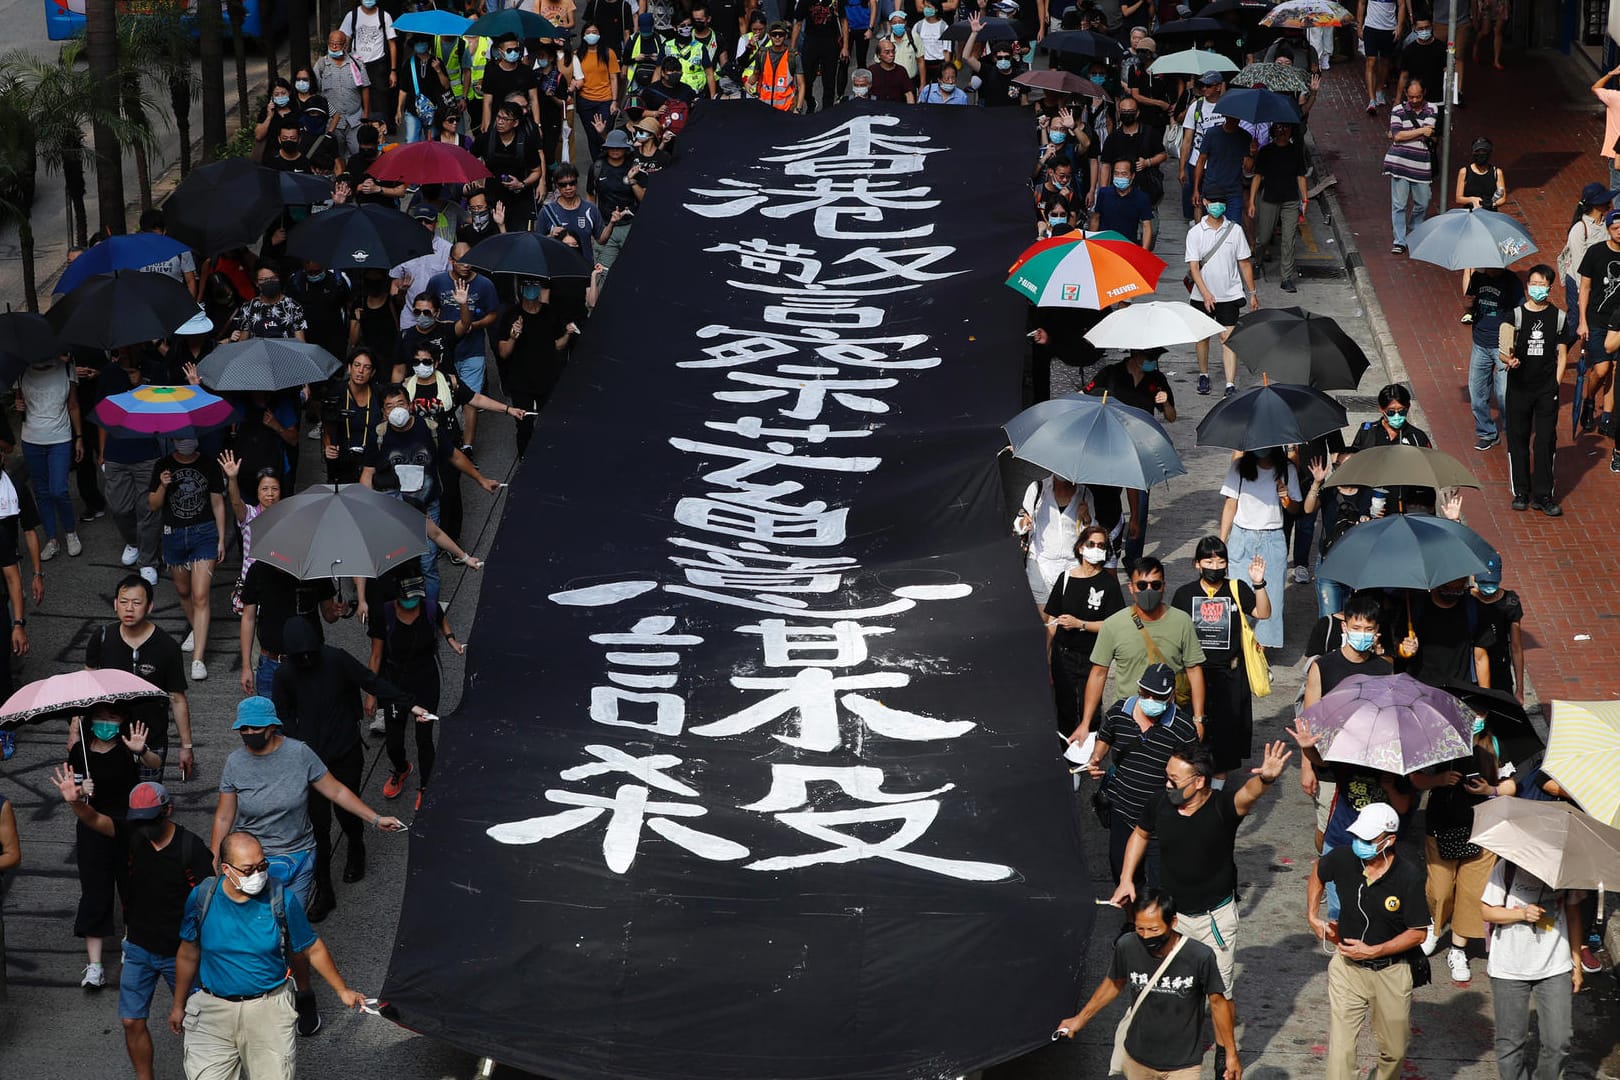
[193,874,295,969]
[1505,304,1566,359]
[629,32,665,86]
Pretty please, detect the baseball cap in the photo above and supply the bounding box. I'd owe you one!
[1346,802,1400,841]
[1581,181,1619,207]
[1138,663,1176,697]
[234,695,282,730]
[768,19,791,32]
[1475,553,1502,587]
[410,202,439,222]
[603,129,633,150]
[399,574,428,601]
[637,11,653,29]
[127,782,171,821]
[1199,70,1224,87]
[1606,209,1620,227]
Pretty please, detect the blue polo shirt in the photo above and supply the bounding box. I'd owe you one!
[423,271,499,363]
[180,879,317,997]
[1093,185,1153,240]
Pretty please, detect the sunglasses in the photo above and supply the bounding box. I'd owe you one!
[1384,408,1407,417]
[557,179,578,187]
[769,29,786,36]
[1131,579,1164,591]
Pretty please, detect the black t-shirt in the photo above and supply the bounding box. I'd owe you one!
[69,740,140,819]
[1139,787,1242,913]
[1171,579,1257,668]
[85,623,188,753]
[795,0,844,42]
[148,454,225,530]
[1466,269,1524,348]
[241,561,337,654]
[495,304,567,402]
[1397,40,1445,107]
[1407,596,1495,687]
[1085,360,1173,415]
[364,415,449,508]
[1254,139,1306,204]
[589,155,639,214]
[480,62,537,107]
[1106,933,1224,1070]
[1313,647,1393,695]
[473,128,542,192]
[1316,846,1428,947]
[975,62,1027,108]
[1474,589,1523,695]
[1506,304,1568,389]
[1045,570,1124,652]
[395,323,457,377]
[1099,125,1163,170]
[124,824,215,956]
[1577,241,1620,322]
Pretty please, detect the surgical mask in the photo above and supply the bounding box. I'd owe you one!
[240,730,272,752]
[996,58,1012,71]
[295,79,311,92]
[583,32,600,44]
[414,311,436,331]
[1350,836,1384,861]
[232,866,270,895]
[1140,359,1158,372]
[257,278,281,297]
[520,283,543,301]
[1090,73,1106,85]
[1135,587,1163,613]
[1199,566,1225,584]
[1139,696,1168,718]
[1346,629,1376,653]
[329,48,345,58]
[504,48,523,61]
[923,5,936,15]
[414,41,431,54]
[1048,215,1067,226]
[1113,176,1131,191]
[361,0,376,6]
[1049,130,1066,145]
[91,721,122,742]
[388,406,412,427]
[1477,581,1500,596]
[1471,715,1487,737]
[1416,27,1432,40]
[536,56,551,68]
[306,270,326,282]
[892,22,906,34]
[852,84,870,97]
[1527,284,1550,302]
[1138,932,1171,953]
[1206,201,1226,219]
[272,93,290,106]
[1081,544,1107,564]
[412,361,435,380]
[1386,411,1407,428]
[400,596,422,609]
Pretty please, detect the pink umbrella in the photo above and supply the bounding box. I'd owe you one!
[1300,672,1473,774]
[0,669,167,728]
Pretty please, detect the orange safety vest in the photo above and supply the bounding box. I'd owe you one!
[758,49,795,111]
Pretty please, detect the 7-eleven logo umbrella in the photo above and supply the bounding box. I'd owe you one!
[1005,232,1167,309]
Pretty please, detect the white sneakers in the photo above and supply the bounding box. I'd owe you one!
[40,539,58,562]
[191,660,208,681]
[1420,924,1440,956]
[139,566,158,586]
[65,532,82,557]
[182,631,195,653]
[1447,946,1471,984]
[81,962,105,991]
[121,544,139,567]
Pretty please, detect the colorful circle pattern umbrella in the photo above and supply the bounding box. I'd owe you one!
[93,384,236,440]
[1006,234,1166,309]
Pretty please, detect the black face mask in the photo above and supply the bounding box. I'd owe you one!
[131,819,167,842]
[1472,151,1490,164]
[1165,783,1194,807]
[1138,932,1171,953]
[240,731,272,751]
[1199,566,1225,585]
[293,651,318,669]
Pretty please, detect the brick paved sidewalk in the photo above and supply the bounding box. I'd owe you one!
[1311,48,1617,702]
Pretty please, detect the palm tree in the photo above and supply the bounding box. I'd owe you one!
[123,1,200,178]
[84,0,126,234]
[198,0,227,157]
[0,74,40,311]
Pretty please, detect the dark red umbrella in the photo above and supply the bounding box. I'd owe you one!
[1013,69,1108,99]
[367,141,493,185]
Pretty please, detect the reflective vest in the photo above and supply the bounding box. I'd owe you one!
[628,32,664,86]
[445,36,491,100]
[665,38,707,94]
[758,49,794,111]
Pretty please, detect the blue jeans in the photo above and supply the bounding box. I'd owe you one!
[401,111,426,144]
[1610,163,1620,208]
[1390,177,1432,246]
[1288,501,1318,569]
[417,498,442,608]
[1317,577,1350,619]
[22,440,74,540]
[265,847,316,908]
[118,939,176,1020]
[1124,489,1150,564]
[1227,524,1288,647]
[1492,973,1572,1080]
[255,654,281,698]
[576,96,614,160]
[1469,340,1507,441]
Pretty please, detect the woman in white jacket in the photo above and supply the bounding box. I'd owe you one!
[1013,473,1090,610]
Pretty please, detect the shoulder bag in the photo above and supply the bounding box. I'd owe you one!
[1108,936,1188,1075]
[1229,580,1271,698]
[1183,219,1234,294]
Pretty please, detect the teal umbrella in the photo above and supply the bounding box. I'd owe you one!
[465,8,559,38]
[1316,514,1496,591]
[1148,49,1239,76]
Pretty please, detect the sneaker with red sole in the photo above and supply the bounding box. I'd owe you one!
[383,763,413,800]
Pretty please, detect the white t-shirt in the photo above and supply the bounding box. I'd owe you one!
[339,6,395,64]
[1364,0,1398,31]
[1185,217,1252,302]
[1182,95,1223,166]
[1220,461,1299,531]
[19,361,76,446]
[1481,861,1580,981]
[914,18,950,61]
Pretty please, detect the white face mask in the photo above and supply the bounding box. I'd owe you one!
[233,868,269,895]
[388,406,412,428]
[1080,545,1108,565]
[851,84,869,97]
[412,362,435,380]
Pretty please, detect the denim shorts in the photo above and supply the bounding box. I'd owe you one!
[161,521,219,568]
[266,847,316,908]
[455,354,486,395]
[119,938,177,1020]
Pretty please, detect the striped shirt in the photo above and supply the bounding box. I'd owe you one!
[1097,700,1200,827]
[1383,103,1438,182]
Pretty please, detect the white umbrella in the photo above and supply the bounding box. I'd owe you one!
[1470,797,1620,919]
[1083,301,1226,349]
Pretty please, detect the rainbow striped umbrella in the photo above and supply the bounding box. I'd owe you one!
[1005,234,1166,309]
[93,384,236,440]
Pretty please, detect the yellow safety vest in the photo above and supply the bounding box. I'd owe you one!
[445,36,491,100]
[666,39,707,94]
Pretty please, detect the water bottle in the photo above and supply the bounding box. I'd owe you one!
[1370,488,1387,517]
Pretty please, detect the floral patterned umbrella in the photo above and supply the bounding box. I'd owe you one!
[1301,673,1474,775]
[1260,0,1353,26]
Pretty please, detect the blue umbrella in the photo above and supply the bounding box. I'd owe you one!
[465,8,558,38]
[1212,87,1302,124]
[394,9,473,35]
[1004,393,1186,489]
[1317,514,1496,591]
[1406,208,1537,272]
[53,234,190,295]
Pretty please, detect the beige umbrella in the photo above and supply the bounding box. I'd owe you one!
[1321,444,1481,491]
[1469,797,1620,918]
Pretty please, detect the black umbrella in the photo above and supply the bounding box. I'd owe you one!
[1155,16,1234,35]
[1198,0,1276,17]
[1194,380,1346,450]
[462,231,592,279]
[1225,307,1370,389]
[1039,29,1125,60]
[285,204,433,271]
[251,483,430,580]
[944,16,1020,42]
[279,171,334,205]
[197,339,343,392]
[0,313,66,383]
[1437,680,1544,767]
[46,271,201,350]
[163,158,284,256]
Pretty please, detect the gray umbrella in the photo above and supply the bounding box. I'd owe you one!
[250,483,430,580]
[1316,513,1495,591]
[1005,393,1186,489]
[197,339,343,392]
[1406,208,1537,271]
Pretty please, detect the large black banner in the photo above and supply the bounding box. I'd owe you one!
[383,102,1092,1080]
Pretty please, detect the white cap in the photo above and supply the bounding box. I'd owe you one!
[1346,802,1400,841]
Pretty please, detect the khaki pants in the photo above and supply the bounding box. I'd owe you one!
[1326,952,1412,1080]
[1177,899,1240,1000]
[1123,1052,1201,1080]
[181,981,297,1080]
[1423,835,1496,940]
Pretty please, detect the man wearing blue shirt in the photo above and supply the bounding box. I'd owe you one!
[168,831,368,1072]
[1090,160,1155,249]
[423,242,500,453]
[917,62,969,104]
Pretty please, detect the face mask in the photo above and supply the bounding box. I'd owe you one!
[1416,27,1433,40]
[1138,931,1171,952]
[892,23,906,34]
[414,41,431,54]
[923,5,936,15]
[131,819,166,842]
[1350,836,1384,861]
[1080,544,1107,564]
[388,406,412,428]
[1206,201,1226,219]
[1470,715,1487,738]
[996,58,1012,71]
[1119,112,1138,125]
[583,32,600,44]
[852,84,870,97]
[1527,284,1550,302]
[329,48,345,58]
[233,867,270,895]
[1048,215,1067,226]
[520,283,543,301]
[1165,782,1193,806]
[1346,629,1376,653]
[1090,73,1106,85]
[272,93,290,106]
[504,48,523,61]
[1139,696,1168,718]
[280,140,299,153]
[1477,582,1500,596]
[536,57,551,68]
[676,25,693,37]
[1135,587,1163,613]
[306,270,325,282]
[257,278,281,297]
[1140,359,1158,372]
[414,312,436,331]
[1384,411,1408,429]
[1199,566,1225,584]
[240,730,272,751]
[1438,586,1468,602]
[1113,176,1131,191]
[412,362,435,380]
[1049,130,1066,145]
[295,79,311,92]
[91,721,122,742]
[361,0,376,6]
